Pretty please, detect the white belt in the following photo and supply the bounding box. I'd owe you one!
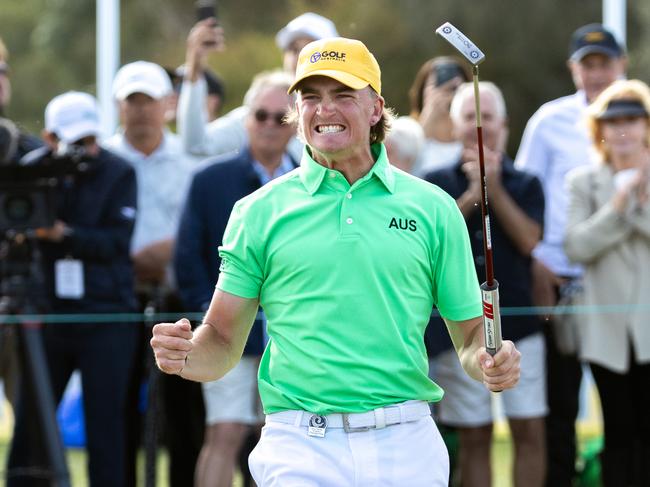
[266,400,431,433]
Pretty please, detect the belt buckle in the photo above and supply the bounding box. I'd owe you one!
[342,413,373,433]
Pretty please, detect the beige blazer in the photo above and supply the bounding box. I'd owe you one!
[564,163,650,373]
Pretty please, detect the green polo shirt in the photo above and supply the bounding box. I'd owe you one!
[217,143,481,414]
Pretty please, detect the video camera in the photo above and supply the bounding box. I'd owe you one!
[0,118,95,235]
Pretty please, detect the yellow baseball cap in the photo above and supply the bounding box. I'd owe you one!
[288,37,381,95]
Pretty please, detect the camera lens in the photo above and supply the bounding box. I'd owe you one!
[4,194,34,224]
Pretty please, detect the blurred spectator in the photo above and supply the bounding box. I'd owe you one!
[177,12,338,159]
[0,37,41,156]
[514,23,626,486]
[0,38,44,415]
[408,56,470,175]
[7,91,138,487]
[564,79,650,487]
[166,66,225,125]
[0,36,11,117]
[174,70,297,487]
[103,60,204,487]
[164,66,183,126]
[191,66,226,122]
[384,115,425,173]
[425,82,546,487]
[105,60,197,287]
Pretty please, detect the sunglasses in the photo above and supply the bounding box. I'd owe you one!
[0,62,9,76]
[253,109,287,125]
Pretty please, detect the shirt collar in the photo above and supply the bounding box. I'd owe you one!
[251,154,295,186]
[299,142,395,195]
[115,128,172,161]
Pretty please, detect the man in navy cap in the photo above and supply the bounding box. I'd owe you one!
[515,23,627,486]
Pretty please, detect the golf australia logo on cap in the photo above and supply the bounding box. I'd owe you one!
[310,51,346,63]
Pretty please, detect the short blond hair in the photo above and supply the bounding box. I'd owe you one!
[586,79,650,161]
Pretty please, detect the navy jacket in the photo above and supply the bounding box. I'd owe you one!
[423,155,545,357]
[174,148,297,356]
[39,148,138,313]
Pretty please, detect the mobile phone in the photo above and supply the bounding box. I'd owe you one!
[434,63,464,87]
[196,0,218,22]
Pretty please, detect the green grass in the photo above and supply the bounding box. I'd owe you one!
[0,420,503,487]
[0,399,599,487]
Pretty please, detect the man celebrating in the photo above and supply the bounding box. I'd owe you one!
[152,37,521,486]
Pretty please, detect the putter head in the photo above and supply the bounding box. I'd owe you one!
[436,22,485,66]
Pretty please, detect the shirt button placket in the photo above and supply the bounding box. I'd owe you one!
[341,189,356,235]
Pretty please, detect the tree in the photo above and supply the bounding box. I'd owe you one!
[2,0,648,157]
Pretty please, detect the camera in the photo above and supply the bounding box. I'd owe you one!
[0,138,95,235]
[434,62,465,87]
[196,0,218,22]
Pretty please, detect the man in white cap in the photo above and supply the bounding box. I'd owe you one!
[104,61,203,487]
[177,12,338,159]
[7,91,139,487]
[152,37,521,486]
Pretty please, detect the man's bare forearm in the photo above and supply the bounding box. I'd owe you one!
[179,321,242,382]
[445,316,485,381]
[179,289,259,382]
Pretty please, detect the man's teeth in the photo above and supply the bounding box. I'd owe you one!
[317,125,344,133]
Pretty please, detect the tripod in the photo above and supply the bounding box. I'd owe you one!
[0,233,71,486]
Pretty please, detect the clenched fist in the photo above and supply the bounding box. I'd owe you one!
[150,318,194,375]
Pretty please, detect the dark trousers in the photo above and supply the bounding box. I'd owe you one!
[160,373,205,487]
[7,322,139,487]
[125,291,205,487]
[544,324,583,487]
[590,360,650,487]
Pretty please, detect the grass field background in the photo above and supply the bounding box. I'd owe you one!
[0,385,603,487]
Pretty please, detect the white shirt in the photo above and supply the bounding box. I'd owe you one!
[104,130,199,253]
[413,138,462,177]
[514,91,597,277]
[177,77,303,161]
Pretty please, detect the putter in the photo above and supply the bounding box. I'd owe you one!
[436,22,502,357]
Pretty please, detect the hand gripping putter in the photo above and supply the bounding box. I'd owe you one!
[436,22,502,356]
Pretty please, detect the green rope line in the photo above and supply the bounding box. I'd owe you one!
[1,304,649,325]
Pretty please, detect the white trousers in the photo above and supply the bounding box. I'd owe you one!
[249,402,449,486]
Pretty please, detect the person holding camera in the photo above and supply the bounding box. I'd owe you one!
[408,56,470,175]
[177,12,338,160]
[7,91,139,487]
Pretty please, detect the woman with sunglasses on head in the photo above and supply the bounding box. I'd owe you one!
[564,79,650,487]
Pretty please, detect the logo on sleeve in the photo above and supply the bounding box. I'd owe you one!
[389,217,417,232]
